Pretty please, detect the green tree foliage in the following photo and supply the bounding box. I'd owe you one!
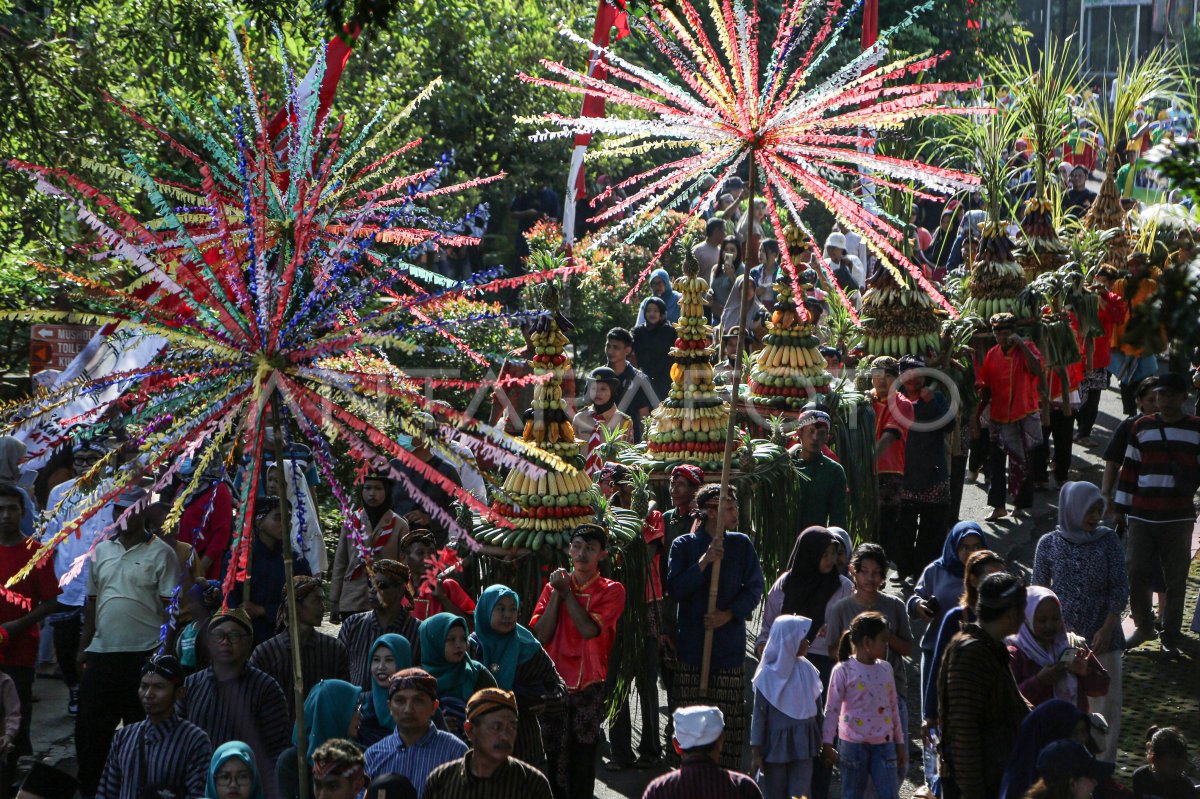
[0,0,1027,383]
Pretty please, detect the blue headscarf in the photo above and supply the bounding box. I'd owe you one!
[642,268,682,324]
[998,700,1087,799]
[292,679,361,763]
[935,521,989,578]
[469,585,542,690]
[365,634,413,728]
[205,741,264,799]
[419,613,490,702]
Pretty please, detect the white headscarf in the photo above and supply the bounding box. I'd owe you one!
[1055,481,1108,545]
[1010,586,1078,704]
[0,437,26,484]
[751,614,822,720]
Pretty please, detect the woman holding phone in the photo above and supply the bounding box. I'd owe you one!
[1005,586,1109,712]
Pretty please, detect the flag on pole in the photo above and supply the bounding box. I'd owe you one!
[266,26,360,143]
[562,1,631,244]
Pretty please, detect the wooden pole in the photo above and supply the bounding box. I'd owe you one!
[270,395,310,799]
[700,153,758,694]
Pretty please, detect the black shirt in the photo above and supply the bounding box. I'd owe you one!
[1064,188,1097,218]
[1131,764,1200,799]
[632,322,677,404]
[390,454,463,531]
[1103,413,1141,463]
[608,362,656,443]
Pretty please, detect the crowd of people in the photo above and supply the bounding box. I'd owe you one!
[0,81,1196,799]
[0,337,1194,799]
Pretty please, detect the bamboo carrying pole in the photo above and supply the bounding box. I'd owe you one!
[270,395,311,799]
[699,158,758,694]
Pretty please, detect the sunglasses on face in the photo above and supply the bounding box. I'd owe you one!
[210,630,250,643]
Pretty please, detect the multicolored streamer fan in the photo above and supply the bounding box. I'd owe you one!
[1,29,571,600]
[520,0,982,315]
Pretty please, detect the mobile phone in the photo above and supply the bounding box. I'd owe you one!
[1058,647,1079,664]
[924,596,941,615]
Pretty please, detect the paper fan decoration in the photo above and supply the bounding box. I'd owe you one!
[1,28,574,601]
[521,0,982,315]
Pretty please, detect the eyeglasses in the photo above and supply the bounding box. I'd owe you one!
[210,630,250,643]
[215,772,252,786]
[374,581,399,591]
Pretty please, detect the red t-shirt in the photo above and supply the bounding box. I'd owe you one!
[1045,310,1084,402]
[531,574,624,692]
[873,390,914,475]
[411,578,476,622]
[177,482,233,580]
[0,538,62,667]
[644,511,665,602]
[1089,291,1126,371]
[977,342,1043,423]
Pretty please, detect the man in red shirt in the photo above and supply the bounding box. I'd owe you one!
[1076,268,1128,443]
[1032,310,1084,489]
[597,462,665,770]
[0,485,62,771]
[175,465,233,580]
[531,524,625,799]
[976,313,1044,520]
[870,356,914,562]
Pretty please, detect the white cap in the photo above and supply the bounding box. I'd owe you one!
[673,705,724,749]
[824,232,847,251]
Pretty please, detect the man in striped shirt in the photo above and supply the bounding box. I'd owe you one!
[339,559,420,686]
[97,654,211,799]
[178,608,291,799]
[365,668,467,797]
[1113,372,1200,650]
[423,688,553,799]
[250,576,350,720]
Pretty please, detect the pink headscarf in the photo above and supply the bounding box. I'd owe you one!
[1010,586,1078,703]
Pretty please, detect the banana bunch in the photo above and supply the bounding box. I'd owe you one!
[502,467,592,498]
[861,287,936,309]
[528,328,570,355]
[968,296,1020,320]
[757,344,824,370]
[673,275,709,296]
[861,332,942,357]
[1038,314,1082,368]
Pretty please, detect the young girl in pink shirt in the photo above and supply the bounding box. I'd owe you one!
[820,611,906,799]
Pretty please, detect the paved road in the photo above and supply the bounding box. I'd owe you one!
[20,382,1200,796]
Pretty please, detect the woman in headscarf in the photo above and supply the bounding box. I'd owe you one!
[0,436,36,536]
[922,549,1007,795]
[908,521,988,790]
[998,700,1090,799]
[276,679,362,799]
[330,471,408,620]
[468,584,566,767]
[418,613,495,738]
[1033,480,1127,760]
[828,527,853,578]
[750,615,823,799]
[205,741,264,799]
[631,296,676,403]
[637,268,682,324]
[756,527,853,680]
[267,460,326,579]
[356,634,413,747]
[1006,586,1108,711]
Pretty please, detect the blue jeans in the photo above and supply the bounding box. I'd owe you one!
[839,740,899,799]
